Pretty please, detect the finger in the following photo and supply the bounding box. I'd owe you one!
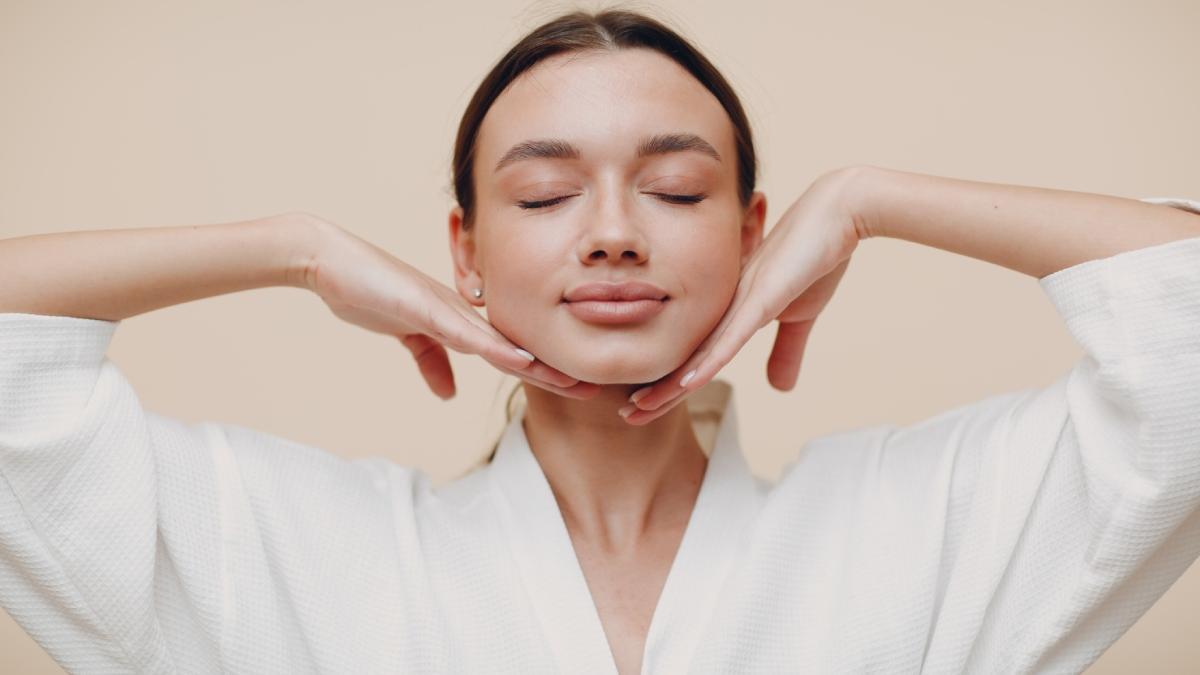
[483,354,585,391]
[620,389,691,426]
[400,334,456,399]
[492,363,603,400]
[683,295,773,391]
[627,268,763,412]
[427,304,531,370]
[437,303,581,388]
[766,319,815,391]
[442,296,577,385]
[633,294,766,413]
[428,304,579,388]
[502,355,580,389]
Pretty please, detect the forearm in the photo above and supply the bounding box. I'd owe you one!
[0,212,325,321]
[845,166,1200,279]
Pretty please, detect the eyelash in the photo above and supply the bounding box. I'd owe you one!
[516,192,707,210]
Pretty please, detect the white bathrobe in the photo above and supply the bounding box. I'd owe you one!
[2,196,1199,674]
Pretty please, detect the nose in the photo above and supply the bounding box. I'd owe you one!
[576,193,649,265]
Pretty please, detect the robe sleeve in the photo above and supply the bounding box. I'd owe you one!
[920,196,1200,672]
[0,312,226,671]
[0,312,409,673]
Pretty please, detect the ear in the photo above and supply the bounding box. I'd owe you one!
[448,206,485,306]
[739,190,767,268]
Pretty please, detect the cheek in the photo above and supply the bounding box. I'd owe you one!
[476,233,567,337]
[676,239,743,338]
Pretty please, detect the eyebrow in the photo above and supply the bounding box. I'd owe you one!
[493,132,722,173]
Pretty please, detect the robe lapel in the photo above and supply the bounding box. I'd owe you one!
[639,381,763,673]
[487,406,618,673]
[486,380,763,674]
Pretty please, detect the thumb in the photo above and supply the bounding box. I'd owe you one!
[766,319,815,391]
[400,334,456,399]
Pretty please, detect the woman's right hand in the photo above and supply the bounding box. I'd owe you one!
[293,214,599,400]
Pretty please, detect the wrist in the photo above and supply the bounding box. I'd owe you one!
[818,165,890,240]
[267,211,339,290]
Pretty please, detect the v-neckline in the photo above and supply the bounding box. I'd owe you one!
[486,380,763,674]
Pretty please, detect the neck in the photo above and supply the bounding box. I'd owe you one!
[519,382,708,553]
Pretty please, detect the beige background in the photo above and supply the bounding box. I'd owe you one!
[2,0,1197,671]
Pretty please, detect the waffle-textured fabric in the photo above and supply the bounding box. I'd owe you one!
[2,196,1199,674]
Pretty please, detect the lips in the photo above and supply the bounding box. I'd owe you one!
[562,281,669,325]
[563,281,669,302]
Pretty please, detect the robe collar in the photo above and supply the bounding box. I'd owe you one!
[486,379,763,673]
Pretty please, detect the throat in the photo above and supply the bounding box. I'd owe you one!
[568,503,695,675]
[521,385,708,540]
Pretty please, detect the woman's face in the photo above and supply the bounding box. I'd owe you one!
[450,47,766,385]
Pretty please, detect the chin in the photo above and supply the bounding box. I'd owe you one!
[535,345,689,386]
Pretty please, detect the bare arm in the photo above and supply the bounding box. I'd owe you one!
[0,212,323,321]
[623,167,1200,418]
[848,166,1200,279]
[0,211,592,398]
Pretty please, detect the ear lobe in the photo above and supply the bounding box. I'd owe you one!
[448,206,485,305]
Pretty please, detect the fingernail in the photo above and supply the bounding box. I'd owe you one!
[514,348,535,362]
[680,369,697,387]
[629,388,650,405]
[618,404,635,418]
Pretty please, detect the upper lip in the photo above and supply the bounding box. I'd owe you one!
[563,281,669,302]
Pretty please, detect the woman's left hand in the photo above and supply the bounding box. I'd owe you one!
[620,168,867,425]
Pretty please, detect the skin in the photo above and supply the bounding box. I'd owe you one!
[447,47,766,673]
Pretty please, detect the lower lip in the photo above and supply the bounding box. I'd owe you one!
[564,298,667,324]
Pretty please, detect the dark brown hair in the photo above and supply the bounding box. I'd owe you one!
[453,7,759,465]
[451,7,759,231]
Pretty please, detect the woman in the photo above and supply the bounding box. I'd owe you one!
[2,8,1198,674]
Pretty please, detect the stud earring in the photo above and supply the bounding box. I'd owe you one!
[472,288,483,299]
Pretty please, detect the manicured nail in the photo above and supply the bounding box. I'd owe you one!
[618,404,636,418]
[629,388,650,405]
[680,369,697,387]
[514,348,535,362]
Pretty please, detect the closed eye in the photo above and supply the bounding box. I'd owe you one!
[516,193,708,210]
[516,195,575,210]
[653,192,708,205]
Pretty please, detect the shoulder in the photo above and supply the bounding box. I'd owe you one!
[208,421,435,521]
[769,385,1048,500]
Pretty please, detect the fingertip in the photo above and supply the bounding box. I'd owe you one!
[679,368,698,388]
[625,408,659,426]
[677,362,708,395]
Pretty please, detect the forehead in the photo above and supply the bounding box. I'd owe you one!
[475,48,735,172]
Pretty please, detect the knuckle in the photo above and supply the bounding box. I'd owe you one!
[446,322,471,350]
[752,299,774,326]
[406,339,439,363]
